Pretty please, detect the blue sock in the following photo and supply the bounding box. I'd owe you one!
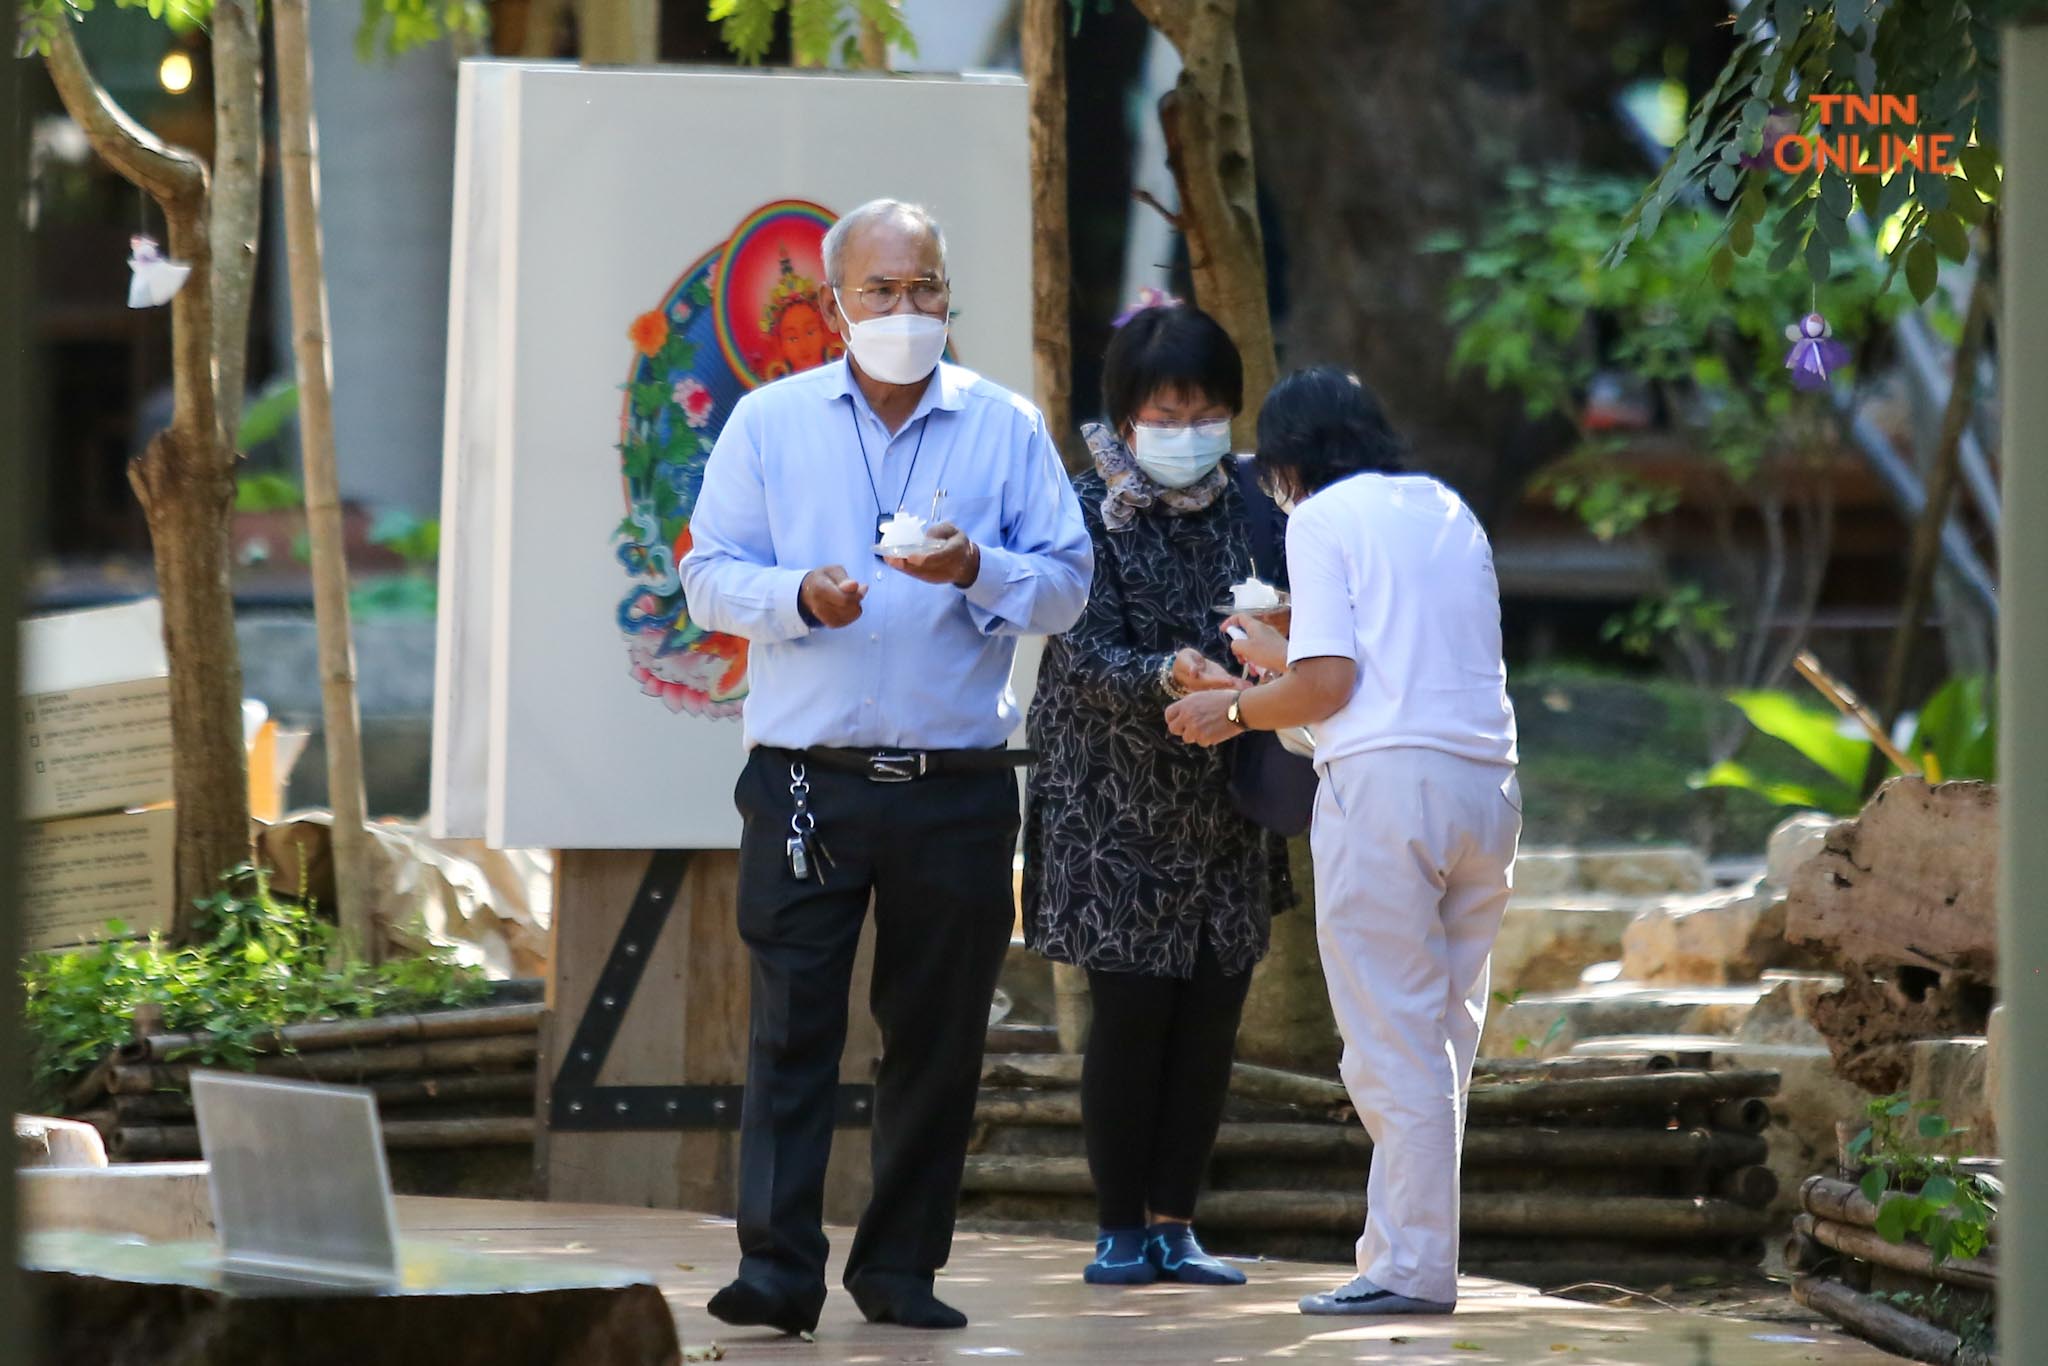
[1084,1227,1157,1285]
[1147,1222,1247,1285]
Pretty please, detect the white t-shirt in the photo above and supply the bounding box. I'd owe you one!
[1283,472,1518,770]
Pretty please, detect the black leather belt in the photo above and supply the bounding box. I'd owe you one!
[797,746,1036,783]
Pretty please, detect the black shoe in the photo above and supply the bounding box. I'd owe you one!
[707,1278,818,1337]
[846,1277,969,1330]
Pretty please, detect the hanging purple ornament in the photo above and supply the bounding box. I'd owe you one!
[1783,312,1852,391]
[1110,286,1181,329]
[1740,106,1801,171]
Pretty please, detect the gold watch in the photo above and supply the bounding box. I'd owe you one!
[1227,691,1248,730]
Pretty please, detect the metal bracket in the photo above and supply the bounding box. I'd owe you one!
[547,849,876,1132]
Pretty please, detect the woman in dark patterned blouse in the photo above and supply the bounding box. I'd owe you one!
[1022,302,1292,1288]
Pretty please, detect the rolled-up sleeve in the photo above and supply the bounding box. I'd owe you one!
[1284,506,1358,665]
[962,412,1093,637]
[678,399,813,644]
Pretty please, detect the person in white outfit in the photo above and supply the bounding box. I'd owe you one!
[1165,366,1519,1317]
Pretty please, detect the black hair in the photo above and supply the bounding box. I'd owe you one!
[1253,365,1407,497]
[1100,305,1244,434]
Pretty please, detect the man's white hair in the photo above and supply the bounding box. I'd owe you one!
[821,199,949,285]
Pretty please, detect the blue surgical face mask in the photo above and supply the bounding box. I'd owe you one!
[1131,419,1232,489]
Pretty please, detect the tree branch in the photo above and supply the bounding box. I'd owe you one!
[42,18,206,211]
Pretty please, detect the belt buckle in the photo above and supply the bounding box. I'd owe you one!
[866,751,925,783]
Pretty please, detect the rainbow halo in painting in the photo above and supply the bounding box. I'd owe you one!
[612,200,839,719]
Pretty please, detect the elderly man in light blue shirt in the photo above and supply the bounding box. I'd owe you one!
[680,198,1089,1340]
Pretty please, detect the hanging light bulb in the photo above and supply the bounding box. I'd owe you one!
[159,51,194,95]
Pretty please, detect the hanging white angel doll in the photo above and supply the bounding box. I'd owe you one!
[127,234,192,309]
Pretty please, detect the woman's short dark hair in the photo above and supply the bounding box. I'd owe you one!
[1101,304,1244,433]
[1253,365,1407,495]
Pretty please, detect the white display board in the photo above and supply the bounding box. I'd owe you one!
[433,63,1033,849]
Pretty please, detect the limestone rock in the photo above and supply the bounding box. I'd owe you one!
[1766,812,1838,890]
[1480,981,1774,1060]
[1619,881,1831,986]
[20,1162,214,1242]
[1491,899,1641,996]
[1784,779,1999,1092]
[14,1115,107,1170]
[1736,973,1842,1047]
[1906,1036,1995,1157]
[1578,847,1709,896]
[1511,849,1581,898]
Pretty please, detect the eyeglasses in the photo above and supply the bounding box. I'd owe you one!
[840,277,950,316]
[1134,418,1232,440]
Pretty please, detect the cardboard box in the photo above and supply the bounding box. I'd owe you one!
[21,807,177,951]
[19,600,174,822]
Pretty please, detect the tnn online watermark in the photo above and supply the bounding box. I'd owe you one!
[1772,95,1959,176]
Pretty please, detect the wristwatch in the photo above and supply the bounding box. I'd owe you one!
[1226,691,1249,730]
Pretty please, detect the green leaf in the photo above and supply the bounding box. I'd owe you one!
[1804,233,1832,282]
[1708,163,1738,199]
[1728,691,1870,789]
[1921,1174,1959,1208]
[1919,1113,1952,1140]
[1711,244,1736,288]
[1874,1196,1917,1243]
[1768,230,1804,274]
[1846,1127,1873,1157]
[1926,210,1970,263]
[1860,1165,1885,1201]
[1906,239,1939,303]
[1958,143,2001,196]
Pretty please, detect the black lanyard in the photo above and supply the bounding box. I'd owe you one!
[848,401,934,529]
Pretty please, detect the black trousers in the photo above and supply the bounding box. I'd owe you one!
[731,746,1019,1317]
[1082,934,1252,1229]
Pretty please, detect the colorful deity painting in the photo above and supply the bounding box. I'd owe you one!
[613,200,838,718]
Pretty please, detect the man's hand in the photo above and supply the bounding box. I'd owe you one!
[1223,614,1289,677]
[887,521,980,589]
[800,565,868,628]
[1165,688,1246,747]
[1172,647,1238,694]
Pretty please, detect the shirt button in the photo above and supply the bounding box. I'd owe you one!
[863,698,874,706]
[870,633,880,642]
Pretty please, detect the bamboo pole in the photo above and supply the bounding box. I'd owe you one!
[108,1034,538,1092]
[1712,1164,1781,1209]
[973,1088,1083,1126]
[1807,1215,1998,1295]
[1190,1188,1772,1239]
[1802,1174,2001,1246]
[1793,651,1921,776]
[1711,1096,1773,1134]
[122,1002,545,1063]
[1468,1069,1780,1120]
[113,1115,535,1161]
[1472,1055,1671,1081]
[112,1070,536,1121]
[1203,1122,1769,1170]
[1793,1275,1992,1366]
[274,0,379,962]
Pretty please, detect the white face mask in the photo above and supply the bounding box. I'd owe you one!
[835,291,948,385]
[1131,420,1232,489]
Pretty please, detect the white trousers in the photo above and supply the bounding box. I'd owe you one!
[1310,747,1521,1304]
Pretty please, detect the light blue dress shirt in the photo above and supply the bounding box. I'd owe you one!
[679,360,1092,752]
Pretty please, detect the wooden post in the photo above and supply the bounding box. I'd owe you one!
[538,850,882,1222]
[1998,18,2048,1364]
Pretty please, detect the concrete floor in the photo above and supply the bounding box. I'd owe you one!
[399,1197,1896,1365]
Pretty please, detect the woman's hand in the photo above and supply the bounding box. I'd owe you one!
[1172,647,1238,694]
[1165,688,1245,746]
[1223,614,1289,677]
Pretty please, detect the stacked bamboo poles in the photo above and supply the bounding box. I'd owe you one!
[965,1053,1782,1282]
[66,1001,543,1163]
[1787,1174,1998,1366]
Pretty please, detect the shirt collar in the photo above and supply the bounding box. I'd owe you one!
[824,358,969,427]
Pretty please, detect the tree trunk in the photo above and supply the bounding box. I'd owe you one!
[1868,272,1996,791]
[43,20,251,933]
[209,0,263,445]
[859,13,890,69]
[274,0,379,961]
[1131,0,1276,447]
[579,0,659,64]
[1023,0,1079,468]
[1236,0,1735,523]
[521,0,572,56]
